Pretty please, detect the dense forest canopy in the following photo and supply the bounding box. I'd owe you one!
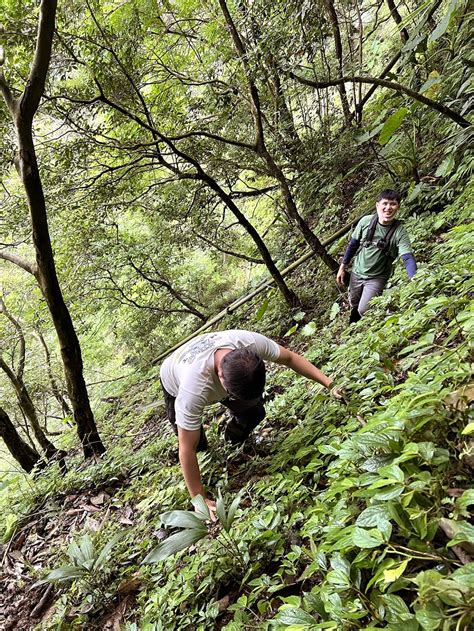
[0,0,473,628]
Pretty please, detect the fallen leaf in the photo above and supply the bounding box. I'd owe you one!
[217,594,230,612]
[103,597,130,630]
[117,574,142,596]
[445,384,474,411]
[65,508,84,516]
[84,517,101,532]
[90,492,109,507]
[447,488,466,497]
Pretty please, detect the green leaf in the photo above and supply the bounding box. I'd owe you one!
[301,321,317,336]
[277,605,317,626]
[284,324,299,337]
[226,492,242,531]
[356,505,392,529]
[379,108,409,146]
[461,422,474,435]
[161,510,207,529]
[255,298,269,321]
[373,484,405,501]
[445,520,474,547]
[191,494,210,520]
[455,489,474,511]
[356,122,384,144]
[402,32,426,52]
[41,565,87,584]
[2,514,18,542]
[142,527,207,563]
[378,463,405,483]
[429,0,459,41]
[216,490,228,531]
[78,534,95,563]
[415,602,443,629]
[329,302,340,321]
[450,564,474,589]
[94,533,123,570]
[383,559,408,584]
[381,593,412,622]
[352,526,385,549]
[420,73,441,96]
[435,154,455,177]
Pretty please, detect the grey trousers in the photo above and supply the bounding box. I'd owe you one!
[349,272,388,315]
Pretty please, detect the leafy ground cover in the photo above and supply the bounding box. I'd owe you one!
[0,175,473,629]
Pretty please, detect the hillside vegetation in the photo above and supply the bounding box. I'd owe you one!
[0,0,473,629]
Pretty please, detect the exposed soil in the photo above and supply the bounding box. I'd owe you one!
[0,477,138,630]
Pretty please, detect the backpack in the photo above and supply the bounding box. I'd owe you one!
[362,214,401,258]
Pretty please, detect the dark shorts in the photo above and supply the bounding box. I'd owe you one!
[160,381,265,447]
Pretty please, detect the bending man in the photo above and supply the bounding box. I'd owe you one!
[160,329,338,511]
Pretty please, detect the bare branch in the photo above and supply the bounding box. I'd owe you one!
[193,230,264,264]
[0,250,38,276]
[0,296,26,379]
[167,129,255,151]
[289,73,471,128]
[128,259,208,321]
[0,45,15,113]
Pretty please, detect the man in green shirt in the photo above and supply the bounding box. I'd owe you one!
[336,190,417,323]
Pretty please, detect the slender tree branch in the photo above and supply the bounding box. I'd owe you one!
[0,45,15,113]
[386,0,409,43]
[0,296,26,379]
[128,259,208,321]
[0,251,38,276]
[289,73,471,128]
[193,230,263,264]
[355,0,443,117]
[167,129,255,150]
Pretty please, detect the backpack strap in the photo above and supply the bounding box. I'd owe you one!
[378,219,401,255]
[362,214,379,247]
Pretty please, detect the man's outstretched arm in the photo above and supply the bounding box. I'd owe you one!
[178,426,216,513]
[401,253,417,279]
[275,346,333,388]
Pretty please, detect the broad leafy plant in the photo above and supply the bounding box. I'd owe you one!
[143,491,244,566]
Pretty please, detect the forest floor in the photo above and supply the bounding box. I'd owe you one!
[1,179,473,630]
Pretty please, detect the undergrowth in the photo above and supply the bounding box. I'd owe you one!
[1,174,473,630]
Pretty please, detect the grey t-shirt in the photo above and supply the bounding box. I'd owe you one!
[160,330,281,431]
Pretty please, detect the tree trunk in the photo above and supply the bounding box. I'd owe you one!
[202,175,301,308]
[14,120,105,457]
[0,357,58,459]
[0,406,41,473]
[0,0,104,458]
[218,0,339,274]
[386,0,409,43]
[261,152,340,273]
[323,0,352,125]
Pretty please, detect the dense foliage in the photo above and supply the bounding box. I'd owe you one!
[0,0,472,629]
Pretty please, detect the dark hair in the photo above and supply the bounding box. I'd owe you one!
[377,189,401,203]
[220,348,266,400]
